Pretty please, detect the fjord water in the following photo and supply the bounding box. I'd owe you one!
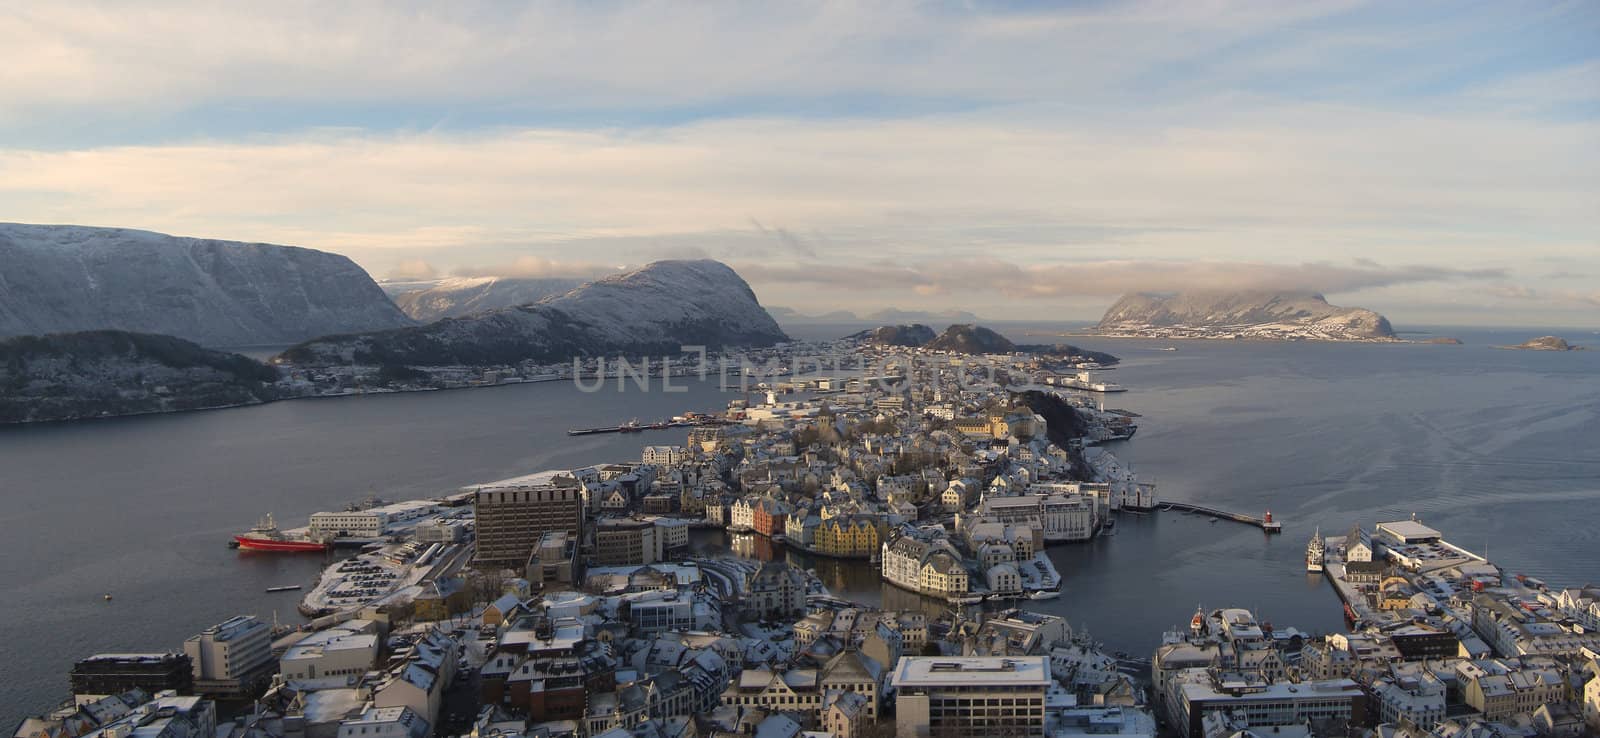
[2,325,1598,719]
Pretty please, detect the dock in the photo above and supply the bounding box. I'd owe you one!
[1156,502,1283,533]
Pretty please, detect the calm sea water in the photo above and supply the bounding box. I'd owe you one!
[3,324,1598,721]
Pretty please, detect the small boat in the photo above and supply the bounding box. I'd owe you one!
[266,585,303,593]
[1209,517,1219,523]
[1027,590,1062,600]
[103,593,113,601]
[1158,347,1178,352]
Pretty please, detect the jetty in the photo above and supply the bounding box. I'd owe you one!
[1157,502,1282,533]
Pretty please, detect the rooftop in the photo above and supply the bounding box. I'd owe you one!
[890,656,1051,688]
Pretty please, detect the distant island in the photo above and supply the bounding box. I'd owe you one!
[851,323,1119,365]
[1095,291,1397,342]
[1502,336,1584,351]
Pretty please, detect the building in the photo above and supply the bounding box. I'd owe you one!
[336,705,429,738]
[527,530,578,587]
[1456,659,1565,720]
[1584,669,1599,733]
[642,446,686,466]
[813,516,882,558]
[279,621,380,681]
[890,656,1053,738]
[1370,673,1446,731]
[595,517,661,566]
[184,615,274,696]
[1171,673,1364,738]
[752,498,789,538]
[308,510,389,539]
[746,560,807,619]
[474,484,585,569]
[69,653,194,700]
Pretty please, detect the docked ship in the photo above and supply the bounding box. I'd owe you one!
[1306,527,1325,572]
[233,514,329,553]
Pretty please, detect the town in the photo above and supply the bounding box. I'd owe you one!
[15,339,1600,738]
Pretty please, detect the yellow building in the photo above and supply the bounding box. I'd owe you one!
[813,516,882,558]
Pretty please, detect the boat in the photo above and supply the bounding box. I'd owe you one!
[234,514,330,553]
[1158,346,1178,351]
[1027,590,1062,601]
[618,420,643,433]
[266,585,303,593]
[103,593,113,601]
[1306,527,1325,573]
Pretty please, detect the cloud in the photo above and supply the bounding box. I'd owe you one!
[385,259,439,280]
[734,259,1505,299]
[451,256,619,280]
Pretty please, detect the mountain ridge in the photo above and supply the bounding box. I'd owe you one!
[280,259,788,367]
[0,223,413,346]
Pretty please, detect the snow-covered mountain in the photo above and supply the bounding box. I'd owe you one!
[1097,291,1396,341]
[382,276,584,321]
[0,224,414,346]
[281,259,788,366]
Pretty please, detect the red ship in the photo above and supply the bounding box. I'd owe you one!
[233,513,329,553]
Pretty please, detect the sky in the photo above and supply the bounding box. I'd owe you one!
[1,1,1597,327]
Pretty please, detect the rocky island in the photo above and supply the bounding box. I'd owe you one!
[1504,336,1583,351]
[1096,290,1397,342]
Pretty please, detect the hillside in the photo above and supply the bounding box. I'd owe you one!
[281,260,787,367]
[384,276,584,321]
[0,223,413,346]
[924,324,1018,354]
[847,324,937,347]
[0,330,280,423]
[1097,291,1396,341]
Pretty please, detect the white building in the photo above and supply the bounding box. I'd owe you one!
[280,621,380,682]
[184,615,273,694]
[1370,673,1446,731]
[891,656,1053,738]
[978,493,1095,542]
[309,510,391,539]
[336,706,428,738]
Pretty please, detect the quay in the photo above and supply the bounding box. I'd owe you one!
[1156,502,1282,532]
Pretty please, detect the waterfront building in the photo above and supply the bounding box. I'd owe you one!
[890,656,1053,738]
[184,615,274,696]
[813,515,882,558]
[474,484,584,569]
[69,653,193,701]
[752,497,789,538]
[308,509,390,539]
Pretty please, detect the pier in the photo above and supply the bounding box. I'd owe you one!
[1156,502,1282,533]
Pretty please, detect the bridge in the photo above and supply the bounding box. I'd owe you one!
[1156,502,1282,533]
